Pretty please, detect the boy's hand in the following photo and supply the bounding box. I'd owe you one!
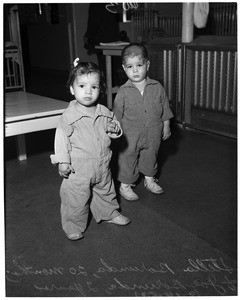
[106,120,123,138]
[162,121,171,140]
[58,163,75,178]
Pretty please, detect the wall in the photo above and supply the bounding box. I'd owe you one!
[24,4,72,71]
[27,23,70,70]
[24,3,97,71]
[154,2,182,17]
[24,3,182,71]
[71,3,98,64]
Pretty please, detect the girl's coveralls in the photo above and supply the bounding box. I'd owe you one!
[50,101,120,236]
[113,77,174,184]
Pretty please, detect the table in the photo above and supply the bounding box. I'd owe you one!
[5,91,68,161]
[95,45,125,109]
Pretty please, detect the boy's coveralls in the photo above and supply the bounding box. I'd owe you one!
[113,77,174,184]
[50,101,120,236]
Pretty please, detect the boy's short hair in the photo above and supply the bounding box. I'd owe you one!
[121,43,149,64]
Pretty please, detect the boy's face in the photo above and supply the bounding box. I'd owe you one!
[122,55,150,83]
[70,73,100,107]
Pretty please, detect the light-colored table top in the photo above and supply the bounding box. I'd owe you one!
[95,45,126,50]
[95,45,126,56]
[5,91,68,123]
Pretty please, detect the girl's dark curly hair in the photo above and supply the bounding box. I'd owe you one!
[67,61,106,99]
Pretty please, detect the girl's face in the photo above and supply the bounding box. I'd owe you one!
[70,72,100,107]
[122,55,150,83]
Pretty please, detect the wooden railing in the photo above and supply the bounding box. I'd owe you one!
[5,47,25,90]
[4,5,25,91]
[131,9,181,41]
[209,3,237,36]
[146,38,237,138]
[131,4,237,42]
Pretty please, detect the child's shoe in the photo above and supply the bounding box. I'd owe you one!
[106,214,131,225]
[66,232,84,241]
[144,177,164,194]
[119,183,139,201]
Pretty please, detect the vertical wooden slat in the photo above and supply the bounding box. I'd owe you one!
[231,52,237,114]
[194,51,199,107]
[163,50,167,89]
[200,51,205,108]
[178,47,182,105]
[6,56,11,87]
[168,50,172,100]
[218,51,224,111]
[225,51,231,112]
[13,58,18,87]
[206,51,211,109]
[212,51,218,110]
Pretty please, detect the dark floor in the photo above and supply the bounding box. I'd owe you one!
[5,126,237,297]
[4,70,237,296]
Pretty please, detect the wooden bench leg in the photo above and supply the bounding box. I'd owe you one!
[106,54,113,110]
[16,134,27,161]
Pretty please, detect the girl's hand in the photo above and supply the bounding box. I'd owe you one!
[58,163,75,178]
[162,121,171,140]
[106,120,123,139]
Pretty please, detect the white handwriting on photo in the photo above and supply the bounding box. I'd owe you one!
[105,3,138,14]
[6,257,237,296]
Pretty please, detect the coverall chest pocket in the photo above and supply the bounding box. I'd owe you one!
[124,95,139,117]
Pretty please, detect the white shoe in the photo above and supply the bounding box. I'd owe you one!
[144,177,164,194]
[119,184,139,201]
[66,232,84,241]
[106,214,131,225]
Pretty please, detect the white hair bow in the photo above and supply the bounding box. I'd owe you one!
[73,58,79,67]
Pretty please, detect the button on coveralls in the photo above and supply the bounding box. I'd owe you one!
[113,77,174,184]
[50,101,120,236]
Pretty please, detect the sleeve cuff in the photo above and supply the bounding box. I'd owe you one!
[50,153,71,165]
[162,110,174,121]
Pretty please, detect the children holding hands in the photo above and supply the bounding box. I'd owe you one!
[51,43,173,240]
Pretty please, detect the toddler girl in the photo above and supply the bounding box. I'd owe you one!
[50,59,130,240]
